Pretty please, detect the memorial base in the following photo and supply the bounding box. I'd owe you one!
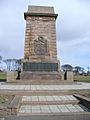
[20,72,61,80]
[20,61,61,80]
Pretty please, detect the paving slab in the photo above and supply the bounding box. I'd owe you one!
[32,105,41,113]
[41,105,51,113]
[49,105,60,113]
[38,96,46,101]
[58,105,70,112]
[31,96,38,101]
[18,104,88,116]
[0,83,90,91]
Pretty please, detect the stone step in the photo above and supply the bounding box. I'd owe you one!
[17,94,90,116]
[21,95,79,105]
[18,104,89,116]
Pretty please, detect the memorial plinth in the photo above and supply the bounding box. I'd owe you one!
[21,6,61,80]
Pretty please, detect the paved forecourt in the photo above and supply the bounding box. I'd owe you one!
[0,83,90,91]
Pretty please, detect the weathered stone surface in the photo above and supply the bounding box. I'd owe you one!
[24,6,58,62]
[21,5,61,80]
[67,71,73,82]
[7,72,17,82]
[21,72,61,80]
[28,5,55,14]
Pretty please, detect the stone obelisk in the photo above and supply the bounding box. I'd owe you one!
[21,5,61,80]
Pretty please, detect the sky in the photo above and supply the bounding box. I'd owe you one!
[0,0,90,69]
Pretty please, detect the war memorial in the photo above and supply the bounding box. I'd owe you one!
[0,5,90,120]
[20,5,61,81]
[20,5,73,82]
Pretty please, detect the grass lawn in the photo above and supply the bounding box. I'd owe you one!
[0,96,6,103]
[0,72,6,80]
[74,75,90,82]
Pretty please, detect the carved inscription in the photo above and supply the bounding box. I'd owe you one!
[34,36,47,55]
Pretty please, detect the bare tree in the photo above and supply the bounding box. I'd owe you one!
[4,59,12,71]
[0,56,2,63]
[74,66,85,75]
[87,67,90,75]
[61,64,73,72]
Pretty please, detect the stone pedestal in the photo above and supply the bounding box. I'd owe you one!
[21,72,61,80]
[67,71,73,82]
[61,71,73,82]
[20,61,61,80]
[7,71,17,82]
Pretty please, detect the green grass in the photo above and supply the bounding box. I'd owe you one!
[0,96,6,103]
[74,75,90,82]
[0,72,6,80]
